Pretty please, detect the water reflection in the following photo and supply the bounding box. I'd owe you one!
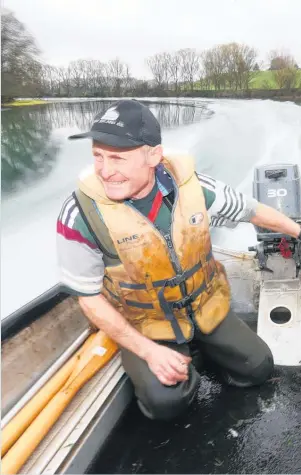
[1,106,60,195]
[35,100,212,131]
[1,100,213,195]
[150,101,213,128]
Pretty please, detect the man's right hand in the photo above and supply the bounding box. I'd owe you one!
[144,343,192,386]
[78,295,191,386]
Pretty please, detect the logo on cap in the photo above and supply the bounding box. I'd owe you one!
[94,106,124,127]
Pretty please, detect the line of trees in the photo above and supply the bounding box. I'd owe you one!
[1,10,300,102]
[268,50,300,89]
[147,44,260,93]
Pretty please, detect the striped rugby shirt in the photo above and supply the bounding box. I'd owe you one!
[56,169,258,296]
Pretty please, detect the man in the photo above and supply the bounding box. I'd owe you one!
[57,99,301,421]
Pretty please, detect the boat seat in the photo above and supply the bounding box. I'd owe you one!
[257,278,301,366]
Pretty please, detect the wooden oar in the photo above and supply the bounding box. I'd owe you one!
[1,332,95,457]
[1,331,118,475]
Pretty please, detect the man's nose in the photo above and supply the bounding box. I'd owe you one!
[100,157,115,179]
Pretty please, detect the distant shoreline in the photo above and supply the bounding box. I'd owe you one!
[180,88,301,103]
[2,90,301,108]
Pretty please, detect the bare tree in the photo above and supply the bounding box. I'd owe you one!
[201,43,257,91]
[269,50,297,70]
[68,60,82,95]
[178,49,200,92]
[1,10,41,101]
[108,58,130,96]
[268,51,299,89]
[84,60,101,96]
[201,46,226,91]
[273,67,299,89]
[122,64,134,95]
[236,44,258,89]
[146,52,171,93]
[57,65,73,96]
[41,65,60,96]
[168,51,182,95]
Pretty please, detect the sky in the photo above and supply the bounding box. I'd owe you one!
[3,0,301,78]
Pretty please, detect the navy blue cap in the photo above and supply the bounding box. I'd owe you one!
[68,99,161,147]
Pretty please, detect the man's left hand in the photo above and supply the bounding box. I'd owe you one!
[251,203,301,240]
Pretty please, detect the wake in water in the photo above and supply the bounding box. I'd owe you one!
[183,99,301,251]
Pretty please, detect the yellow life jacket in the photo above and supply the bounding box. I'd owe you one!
[76,154,231,343]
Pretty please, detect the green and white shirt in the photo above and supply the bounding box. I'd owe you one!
[56,168,258,296]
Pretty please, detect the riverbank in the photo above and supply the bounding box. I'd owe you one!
[2,90,301,108]
[180,88,301,102]
[2,99,49,107]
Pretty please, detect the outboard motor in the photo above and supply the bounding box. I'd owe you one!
[249,163,301,277]
[248,163,301,367]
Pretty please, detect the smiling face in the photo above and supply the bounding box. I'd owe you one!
[93,142,163,201]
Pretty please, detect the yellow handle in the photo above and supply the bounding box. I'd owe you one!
[1,332,118,475]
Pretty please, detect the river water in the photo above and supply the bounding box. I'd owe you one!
[1,98,301,319]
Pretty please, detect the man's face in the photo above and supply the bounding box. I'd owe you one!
[93,142,163,201]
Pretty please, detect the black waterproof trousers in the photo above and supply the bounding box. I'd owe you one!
[121,310,274,420]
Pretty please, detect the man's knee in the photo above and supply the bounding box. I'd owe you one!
[249,348,274,384]
[138,388,187,421]
[138,383,195,421]
[121,343,200,421]
[137,367,200,421]
[224,344,274,387]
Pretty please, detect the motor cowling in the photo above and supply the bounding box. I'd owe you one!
[252,163,301,237]
[249,163,301,277]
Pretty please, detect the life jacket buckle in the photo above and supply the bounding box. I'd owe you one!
[167,273,185,288]
[172,294,193,310]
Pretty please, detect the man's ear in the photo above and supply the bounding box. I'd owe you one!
[146,145,163,167]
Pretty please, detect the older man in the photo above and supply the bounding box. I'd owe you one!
[56,99,301,420]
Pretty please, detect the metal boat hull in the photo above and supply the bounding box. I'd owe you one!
[1,245,300,474]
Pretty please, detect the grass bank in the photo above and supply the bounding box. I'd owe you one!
[192,70,301,95]
[181,88,301,102]
[250,70,301,89]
